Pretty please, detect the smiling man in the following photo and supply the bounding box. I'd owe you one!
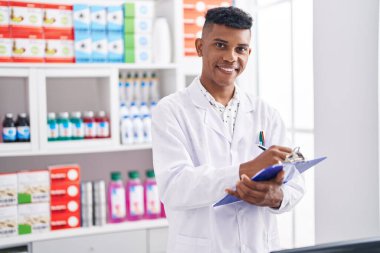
[152,6,305,253]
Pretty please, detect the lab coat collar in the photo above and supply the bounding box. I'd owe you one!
[187,77,256,144]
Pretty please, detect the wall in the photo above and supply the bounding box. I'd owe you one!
[314,0,380,244]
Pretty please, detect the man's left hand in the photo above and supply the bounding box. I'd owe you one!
[226,170,284,208]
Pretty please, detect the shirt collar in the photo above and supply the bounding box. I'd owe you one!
[198,79,240,109]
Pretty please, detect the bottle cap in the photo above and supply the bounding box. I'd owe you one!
[84,111,94,118]
[151,72,156,78]
[97,111,106,117]
[128,170,140,179]
[146,169,155,178]
[143,72,148,78]
[5,113,13,119]
[19,113,27,118]
[59,112,69,118]
[111,171,122,181]
[127,73,132,78]
[71,111,81,118]
[48,112,56,119]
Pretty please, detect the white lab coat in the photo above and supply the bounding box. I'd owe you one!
[152,77,305,253]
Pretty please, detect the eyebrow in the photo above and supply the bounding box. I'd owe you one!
[213,38,249,47]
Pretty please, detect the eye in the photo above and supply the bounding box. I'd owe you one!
[237,47,249,53]
[215,42,225,49]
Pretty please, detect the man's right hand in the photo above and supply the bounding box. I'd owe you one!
[239,145,292,179]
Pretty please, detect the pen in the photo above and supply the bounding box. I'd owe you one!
[259,131,265,146]
[257,144,267,151]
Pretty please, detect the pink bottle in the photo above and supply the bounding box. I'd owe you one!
[126,170,144,221]
[144,169,161,219]
[107,171,126,223]
[161,202,166,218]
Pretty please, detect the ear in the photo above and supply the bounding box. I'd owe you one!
[195,38,203,57]
[248,47,252,56]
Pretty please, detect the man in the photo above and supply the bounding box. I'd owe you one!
[152,6,305,253]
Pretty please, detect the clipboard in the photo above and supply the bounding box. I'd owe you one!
[213,156,327,207]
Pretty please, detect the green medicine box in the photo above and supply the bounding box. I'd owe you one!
[124,49,135,63]
[124,18,135,33]
[124,33,135,49]
[124,3,135,17]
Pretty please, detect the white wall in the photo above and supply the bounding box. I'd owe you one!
[314,0,380,244]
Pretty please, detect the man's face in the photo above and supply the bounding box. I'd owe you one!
[195,24,251,89]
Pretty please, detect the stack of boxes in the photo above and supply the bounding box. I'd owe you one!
[17,170,50,235]
[0,1,11,62]
[49,164,81,231]
[73,4,124,63]
[124,1,154,63]
[0,173,18,237]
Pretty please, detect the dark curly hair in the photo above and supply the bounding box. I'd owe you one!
[204,6,253,30]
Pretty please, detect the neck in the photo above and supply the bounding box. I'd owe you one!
[199,77,235,106]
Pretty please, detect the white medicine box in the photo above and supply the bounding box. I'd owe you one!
[18,170,50,204]
[0,173,17,207]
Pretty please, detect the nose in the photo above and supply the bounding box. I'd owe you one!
[222,49,237,62]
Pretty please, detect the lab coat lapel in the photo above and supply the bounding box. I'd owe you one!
[231,92,255,149]
[187,78,232,143]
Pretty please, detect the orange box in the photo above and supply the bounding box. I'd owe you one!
[51,212,80,230]
[9,1,43,34]
[44,32,74,63]
[43,3,73,37]
[50,182,80,200]
[11,31,44,63]
[51,198,80,214]
[49,164,80,184]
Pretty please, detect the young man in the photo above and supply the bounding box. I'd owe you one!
[152,6,305,253]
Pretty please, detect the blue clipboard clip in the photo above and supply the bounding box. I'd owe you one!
[213,156,327,207]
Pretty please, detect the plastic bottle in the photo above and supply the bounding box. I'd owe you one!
[141,72,150,103]
[119,102,129,120]
[15,113,30,142]
[126,170,144,221]
[83,111,97,139]
[70,112,84,140]
[120,115,134,145]
[47,112,59,142]
[160,202,166,218]
[149,72,160,102]
[2,113,17,143]
[119,73,125,102]
[144,169,161,219]
[132,115,144,144]
[125,72,134,104]
[57,112,72,141]
[139,102,150,117]
[142,114,152,143]
[108,171,127,223]
[129,102,140,118]
[95,111,110,138]
[133,72,141,104]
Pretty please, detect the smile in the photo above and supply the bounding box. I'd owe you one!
[217,66,238,74]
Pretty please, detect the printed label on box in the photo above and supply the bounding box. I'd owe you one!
[135,33,151,48]
[43,4,73,32]
[0,205,17,238]
[18,203,50,235]
[49,164,80,183]
[74,31,91,62]
[73,4,90,31]
[18,170,49,204]
[135,1,155,18]
[51,183,80,199]
[9,1,43,32]
[108,32,123,62]
[51,199,80,213]
[90,5,106,31]
[51,212,80,230]
[135,47,151,64]
[92,31,107,62]
[107,5,123,32]
[45,35,74,63]
[0,173,17,207]
[135,18,152,34]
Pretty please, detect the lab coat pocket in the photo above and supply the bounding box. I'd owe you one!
[174,235,211,253]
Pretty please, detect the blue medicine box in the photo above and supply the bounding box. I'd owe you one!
[90,6,107,32]
[74,31,92,63]
[92,31,108,62]
[73,4,90,31]
[107,32,124,63]
[107,5,124,32]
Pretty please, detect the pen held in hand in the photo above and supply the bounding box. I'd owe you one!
[257,144,267,151]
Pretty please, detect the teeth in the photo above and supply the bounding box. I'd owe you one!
[218,66,234,73]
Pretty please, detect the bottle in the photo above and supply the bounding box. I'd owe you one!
[57,112,72,141]
[95,111,110,138]
[108,171,127,223]
[142,114,152,143]
[139,102,150,117]
[125,72,134,104]
[161,202,166,218]
[141,72,150,103]
[15,113,30,142]
[149,72,160,102]
[133,72,141,104]
[144,169,161,219]
[132,115,144,144]
[152,18,172,64]
[119,73,125,102]
[2,113,17,143]
[47,112,59,142]
[126,170,144,221]
[120,115,134,145]
[83,111,97,139]
[70,112,84,140]
[129,101,140,118]
[93,180,107,226]
[81,182,93,227]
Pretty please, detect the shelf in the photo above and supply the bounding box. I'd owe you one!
[0,63,178,70]
[0,218,168,248]
[0,143,152,157]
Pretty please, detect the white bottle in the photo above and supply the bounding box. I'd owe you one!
[132,115,144,144]
[133,72,141,104]
[119,102,129,120]
[142,114,152,143]
[149,72,160,102]
[121,115,134,145]
[141,72,150,103]
[129,102,140,118]
[119,73,125,102]
[139,102,150,117]
[152,17,171,64]
[125,73,134,104]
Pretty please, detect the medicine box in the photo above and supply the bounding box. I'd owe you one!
[0,173,17,207]
[51,199,80,214]
[107,5,123,32]
[124,2,135,18]
[124,18,153,34]
[0,31,12,62]
[9,1,43,33]
[90,5,106,32]
[50,182,80,201]
[108,32,124,63]
[44,33,74,63]
[0,205,17,238]
[51,212,80,230]
[135,1,155,18]
[12,32,45,62]
[135,47,151,64]
[17,170,49,204]
[74,30,91,63]
[124,48,134,63]
[18,203,50,235]
[91,31,107,62]
[73,4,90,31]
[135,33,151,48]
[49,164,80,184]
[0,1,9,32]
[43,4,73,36]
